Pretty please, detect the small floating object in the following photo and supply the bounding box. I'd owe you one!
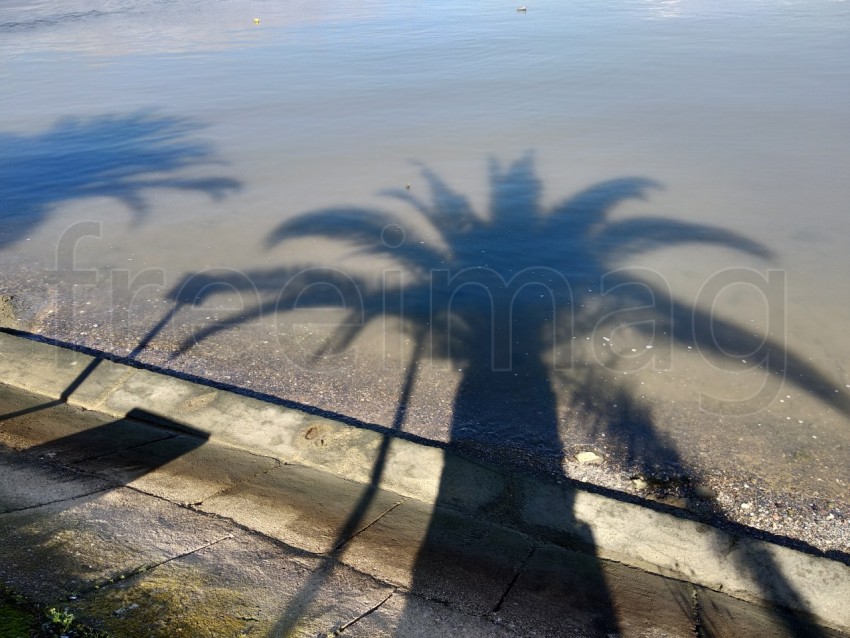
[517,6,527,12]
[405,183,411,190]
[253,17,260,25]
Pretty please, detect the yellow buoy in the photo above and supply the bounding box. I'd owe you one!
[253,18,260,25]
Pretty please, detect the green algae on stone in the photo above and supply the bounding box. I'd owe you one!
[72,569,256,637]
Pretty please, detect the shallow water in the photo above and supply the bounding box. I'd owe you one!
[2,1,850,513]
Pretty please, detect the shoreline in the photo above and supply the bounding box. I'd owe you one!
[1,324,848,564]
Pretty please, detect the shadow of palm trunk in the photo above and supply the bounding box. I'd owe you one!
[395,305,620,636]
[266,311,617,636]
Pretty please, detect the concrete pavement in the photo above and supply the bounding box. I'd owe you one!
[0,330,849,636]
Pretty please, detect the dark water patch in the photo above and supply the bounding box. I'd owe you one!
[0,10,112,33]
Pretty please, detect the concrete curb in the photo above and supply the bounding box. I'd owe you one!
[1,330,848,633]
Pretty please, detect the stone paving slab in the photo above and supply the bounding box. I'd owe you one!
[198,464,403,555]
[0,445,110,513]
[0,332,89,398]
[0,486,235,602]
[339,497,534,616]
[68,535,396,638]
[498,544,694,637]
[0,387,171,460]
[0,332,130,407]
[697,587,848,638]
[340,590,522,638]
[96,365,448,503]
[82,433,278,506]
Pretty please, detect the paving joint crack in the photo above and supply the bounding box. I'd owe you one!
[334,498,405,552]
[691,585,705,637]
[334,589,396,635]
[185,456,283,506]
[78,365,136,411]
[0,485,114,516]
[66,432,177,465]
[490,544,536,614]
[79,534,236,596]
[145,499,324,561]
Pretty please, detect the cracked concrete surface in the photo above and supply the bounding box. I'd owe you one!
[1,364,848,636]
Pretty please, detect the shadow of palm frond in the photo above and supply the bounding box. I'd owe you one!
[163,153,848,424]
[0,111,241,249]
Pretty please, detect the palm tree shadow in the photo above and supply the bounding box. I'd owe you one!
[161,155,847,635]
[0,111,241,249]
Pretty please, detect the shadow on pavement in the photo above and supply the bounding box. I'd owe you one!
[0,391,210,613]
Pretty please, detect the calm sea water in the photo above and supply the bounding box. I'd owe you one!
[2,0,850,501]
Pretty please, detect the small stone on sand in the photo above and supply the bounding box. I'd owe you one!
[575,451,603,465]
